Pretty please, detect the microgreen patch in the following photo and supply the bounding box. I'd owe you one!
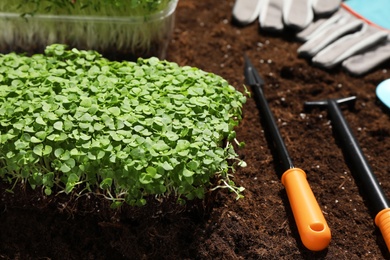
[3,0,174,17]
[0,44,246,207]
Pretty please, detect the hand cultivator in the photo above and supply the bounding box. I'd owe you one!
[305,96,390,251]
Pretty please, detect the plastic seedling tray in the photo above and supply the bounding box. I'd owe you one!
[0,0,178,60]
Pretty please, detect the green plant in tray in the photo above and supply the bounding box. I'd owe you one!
[0,0,178,59]
[0,44,246,207]
[5,0,173,17]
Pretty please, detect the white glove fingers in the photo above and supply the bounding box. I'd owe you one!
[296,18,328,41]
[312,0,341,16]
[259,0,284,31]
[283,0,313,30]
[296,8,347,41]
[312,25,389,69]
[342,39,390,75]
[232,0,263,25]
[298,16,363,56]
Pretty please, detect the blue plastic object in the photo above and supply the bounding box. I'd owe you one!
[344,0,390,30]
[376,79,390,109]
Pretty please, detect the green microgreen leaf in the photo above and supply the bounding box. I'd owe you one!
[100,178,112,189]
[54,121,63,131]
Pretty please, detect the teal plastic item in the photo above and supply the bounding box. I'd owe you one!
[376,79,390,110]
[344,0,390,30]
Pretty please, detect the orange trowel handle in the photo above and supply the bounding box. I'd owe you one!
[375,208,390,251]
[281,168,331,251]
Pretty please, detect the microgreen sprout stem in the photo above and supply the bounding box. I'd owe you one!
[210,179,245,201]
[0,44,246,207]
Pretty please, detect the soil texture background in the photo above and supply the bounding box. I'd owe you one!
[1,0,390,259]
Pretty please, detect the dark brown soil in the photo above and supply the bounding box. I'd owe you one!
[1,0,390,259]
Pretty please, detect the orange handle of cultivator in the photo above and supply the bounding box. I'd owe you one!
[375,208,390,251]
[281,168,331,251]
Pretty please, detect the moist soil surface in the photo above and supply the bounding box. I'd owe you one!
[1,0,390,259]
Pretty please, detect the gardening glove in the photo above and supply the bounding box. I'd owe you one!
[297,0,390,75]
[232,0,341,31]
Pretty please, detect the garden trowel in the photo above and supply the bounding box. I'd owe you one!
[244,55,331,251]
